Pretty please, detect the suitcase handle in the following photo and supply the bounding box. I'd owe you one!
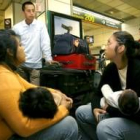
[83,62,95,66]
[85,54,94,60]
[60,61,73,65]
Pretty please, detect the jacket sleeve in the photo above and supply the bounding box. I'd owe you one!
[0,72,69,137]
[91,62,120,109]
[40,22,52,61]
[91,65,112,109]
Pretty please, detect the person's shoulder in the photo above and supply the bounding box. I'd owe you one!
[102,62,117,76]
[0,66,17,83]
[35,19,46,26]
[35,20,47,30]
[129,59,140,68]
[128,59,140,77]
[13,20,24,29]
[14,20,24,26]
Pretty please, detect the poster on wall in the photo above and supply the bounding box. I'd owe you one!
[4,18,11,29]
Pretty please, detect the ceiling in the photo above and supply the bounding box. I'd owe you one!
[73,0,140,22]
[0,0,26,11]
[0,0,27,26]
[1,0,140,28]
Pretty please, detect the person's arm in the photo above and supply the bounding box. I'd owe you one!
[101,84,122,108]
[100,97,106,108]
[91,64,113,109]
[40,22,59,65]
[91,62,122,120]
[101,84,113,99]
[40,22,52,61]
[93,108,107,122]
[0,72,69,137]
[52,92,62,105]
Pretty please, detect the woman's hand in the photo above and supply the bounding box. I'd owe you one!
[53,90,73,109]
[60,98,72,110]
[93,108,107,122]
[62,94,73,104]
[61,94,73,109]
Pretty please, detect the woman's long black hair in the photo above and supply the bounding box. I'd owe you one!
[113,31,136,59]
[0,29,19,70]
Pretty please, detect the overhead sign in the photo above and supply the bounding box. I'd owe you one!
[73,6,122,29]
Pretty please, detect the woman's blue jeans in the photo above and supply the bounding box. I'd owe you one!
[76,103,140,140]
[9,116,78,140]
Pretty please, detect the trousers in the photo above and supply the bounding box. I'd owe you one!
[9,116,78,140]
[17,66,40,86]
[76,103,140,140]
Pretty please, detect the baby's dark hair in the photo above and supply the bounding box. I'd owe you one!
[118,89,139,115]
[19,87,58,119]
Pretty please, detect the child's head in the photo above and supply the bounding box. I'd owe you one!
[118,89,139,115]
[19,87,58,119]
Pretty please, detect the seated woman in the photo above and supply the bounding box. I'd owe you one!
[76,31,140,140]
[0,29,78,140]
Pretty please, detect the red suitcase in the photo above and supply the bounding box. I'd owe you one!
[53,54,96,70]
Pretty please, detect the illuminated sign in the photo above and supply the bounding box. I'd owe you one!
[73,6,122,29]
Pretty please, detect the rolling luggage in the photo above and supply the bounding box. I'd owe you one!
[53,54,96,70]
[40,68,94,96]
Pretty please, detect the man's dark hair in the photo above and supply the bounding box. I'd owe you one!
[118,89,139,116]
[22,1,35,11]
[19,87,58,119]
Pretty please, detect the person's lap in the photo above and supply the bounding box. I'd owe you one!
[97,117,140,140]
[76,103,140,140]
[75,103,98,140]
[9,116,78,140]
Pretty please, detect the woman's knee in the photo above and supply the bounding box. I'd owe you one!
[61,116,78,139]
[62,116,78,130]
[96,119,113,140]
[75,106,84,119]
[97,118,122,140]
[97,120,106,135]
[75,104,91,120]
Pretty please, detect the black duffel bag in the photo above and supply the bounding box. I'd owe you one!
[52,33,89,55]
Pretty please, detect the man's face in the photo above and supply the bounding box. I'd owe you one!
[23,4,35,22]
[86,37,90,43]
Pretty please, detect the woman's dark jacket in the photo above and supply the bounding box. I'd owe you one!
[91,58,140,123]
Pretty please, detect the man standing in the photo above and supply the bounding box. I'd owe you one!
[13,1,56,85]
